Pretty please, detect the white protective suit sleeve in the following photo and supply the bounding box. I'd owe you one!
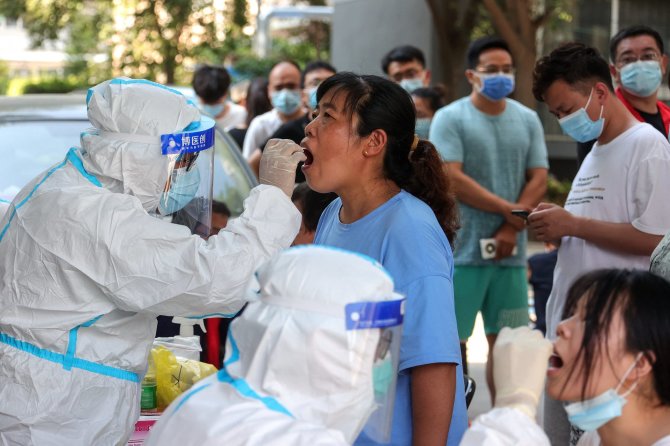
[459,407,551,446]
[124,184,300,316]
[49,182,300,317]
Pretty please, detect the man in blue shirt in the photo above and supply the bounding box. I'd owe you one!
[430,36,548,401]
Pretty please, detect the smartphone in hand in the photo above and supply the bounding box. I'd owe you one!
[511,210,530,222]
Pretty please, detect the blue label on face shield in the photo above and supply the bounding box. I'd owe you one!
[345,299,405,330]
[161,125,215,155]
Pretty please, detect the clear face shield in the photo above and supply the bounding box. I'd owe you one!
[345,296,405,443]
[158,116,216,238]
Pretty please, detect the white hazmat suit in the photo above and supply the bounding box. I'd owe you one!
[0,78,301,445]
[146,245,404,446]
[460,327,553,446]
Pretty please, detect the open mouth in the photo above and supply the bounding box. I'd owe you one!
[548,353,564,370]
[303,148,314,167]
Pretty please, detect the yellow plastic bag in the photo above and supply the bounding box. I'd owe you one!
[150,345,217,410]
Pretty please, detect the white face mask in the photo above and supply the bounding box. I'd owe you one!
[564,352,642,432]
[399,77,424,93]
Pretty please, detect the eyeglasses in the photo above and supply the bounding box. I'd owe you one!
[616,51,661,67]
[474,66,515,75]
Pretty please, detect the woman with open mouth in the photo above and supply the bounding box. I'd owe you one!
[302,71,466,446]
[461,268,670,446]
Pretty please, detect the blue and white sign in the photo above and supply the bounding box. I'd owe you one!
[161,116,216,155]
[345,298,405,330]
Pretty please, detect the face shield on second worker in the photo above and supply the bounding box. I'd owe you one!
[344,297,404,443]
[224,246,404,443]
[158,116,215,238]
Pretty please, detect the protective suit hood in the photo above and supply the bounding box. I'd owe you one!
[81,78,201,212]
[226,246,400,442]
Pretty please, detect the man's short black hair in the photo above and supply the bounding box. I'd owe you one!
[192,65,232,104]
[533,42,614,102]
[411,86,445,113]
[609,25,665,61]
[212,200,231,217]
[466,36,512,69]
[301,60,337,87]
[273,59,302,73]
[381,45,426,74]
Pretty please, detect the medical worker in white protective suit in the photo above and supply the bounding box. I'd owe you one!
[146,245,406,446]
[459,326,553,446]
[0,78,305,445]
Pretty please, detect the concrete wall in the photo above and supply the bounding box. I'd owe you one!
[331,0,436,77]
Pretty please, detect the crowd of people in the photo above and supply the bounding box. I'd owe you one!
[1,21,670,446]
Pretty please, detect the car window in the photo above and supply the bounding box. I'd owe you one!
[0,120,90,198]
[212,129,257,216]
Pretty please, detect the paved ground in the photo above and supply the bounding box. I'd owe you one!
[465,315,492,419]
[464,240,546,420]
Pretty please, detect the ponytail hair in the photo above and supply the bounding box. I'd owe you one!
[317,72,459,244]
[385,136,459,244]
[404,139,459,244]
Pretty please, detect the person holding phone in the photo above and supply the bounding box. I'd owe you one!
[430,36,548,396]
[530,42,670,445]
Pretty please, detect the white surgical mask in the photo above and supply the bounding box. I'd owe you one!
[399,78,424,93]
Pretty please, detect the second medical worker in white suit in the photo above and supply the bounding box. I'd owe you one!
[0,78,305,445]
[146,246,406,446]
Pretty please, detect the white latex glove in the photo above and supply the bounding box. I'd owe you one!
[259,139,307,197]
[493,326,553,419]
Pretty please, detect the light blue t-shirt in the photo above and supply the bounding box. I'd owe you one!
[314,191,467,446]
[430,97,548,266]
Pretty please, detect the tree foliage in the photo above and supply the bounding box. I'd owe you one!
[1,0,256,85]
[426,0,569,108]
[426,0,482,103]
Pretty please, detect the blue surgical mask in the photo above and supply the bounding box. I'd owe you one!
[558,89,605,142]
[373,355,394,397]
[620,61,662,98]
[308,87,318,110]
[200,102,225,118]
[415,118,432,139]
[399,77,424,93]
[565,353,641,432]
[475,73,515,101]
[159,165,201,215]
[271,89,302,115]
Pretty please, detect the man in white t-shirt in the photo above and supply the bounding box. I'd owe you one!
[242,60,304,159]
[192,64,247,131]
[530,42,670,446]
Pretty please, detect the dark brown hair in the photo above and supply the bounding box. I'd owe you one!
[316,72,459,244]
[560,269,670,405]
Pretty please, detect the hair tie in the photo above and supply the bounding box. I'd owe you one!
[411,134,420,151]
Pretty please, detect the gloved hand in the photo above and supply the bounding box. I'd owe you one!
[259,139,307,197]
[493,326,553,419]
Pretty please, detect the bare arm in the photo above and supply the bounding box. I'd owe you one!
[517,168,548,208]
[574,219,662,255]
[529,203,662,256]
[445,163,546,231]
[411,363,456,446]
[444,162,512,214]
[248,148,261,179]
